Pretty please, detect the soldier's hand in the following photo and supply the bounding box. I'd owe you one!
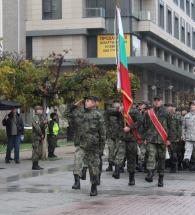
[41,135,44,140]
[144,140,147,145]
[123,126,130,133]
[118,106,124,112]
[166,140,171,146]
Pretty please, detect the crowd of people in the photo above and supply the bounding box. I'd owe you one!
[68,95,195,197]
[2,106,60,170]
[2,95,195,197]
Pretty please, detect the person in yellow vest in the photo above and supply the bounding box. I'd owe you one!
[47,112,59,158]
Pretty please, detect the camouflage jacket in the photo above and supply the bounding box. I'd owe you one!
[120,108,143,142]
[104,107,122,139]
[169,113,182,142]
[143,107,171,144]
[66,105,84,146]
[80,108,106,154]
[32,114,44,140]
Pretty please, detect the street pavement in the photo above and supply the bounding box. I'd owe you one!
[1,145,195,215]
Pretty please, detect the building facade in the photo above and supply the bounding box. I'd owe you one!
[2,0,26,53]
[13,0,195,103]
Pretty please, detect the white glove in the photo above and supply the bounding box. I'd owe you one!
[20,135,24,142]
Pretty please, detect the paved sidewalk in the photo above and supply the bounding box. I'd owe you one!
[1,146,195,215]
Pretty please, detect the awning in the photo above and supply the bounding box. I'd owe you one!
[0,100,21,110]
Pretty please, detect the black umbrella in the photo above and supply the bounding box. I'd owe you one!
[0,100,21,110]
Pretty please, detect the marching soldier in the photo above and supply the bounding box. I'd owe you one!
[72,96,106,196]
[143,95,171,187]
[32,106,46,170]
[166,104,182,173]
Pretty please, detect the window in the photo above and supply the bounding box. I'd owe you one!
[186,23,191,47]
[173,0,178,5]
[132,35,141,57]
[192,3,195,21]
[186,0,190,16]
[180,0,184,10]
[42,0,62,20]
[180,18,185,43]
[174,14,179,39]
[167,8,172,34]
[148,44,154,56]
[192,29,195,50]
[159,3,164,29]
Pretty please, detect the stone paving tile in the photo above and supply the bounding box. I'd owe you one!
[1,146,195,215]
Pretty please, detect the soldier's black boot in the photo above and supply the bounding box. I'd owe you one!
[32,161,41,170]
[106,163,113,172]
[80,167,87,180]
[72,175,80,189]
[97,173,101,186]
[183,159,190,170]
[120,166,125,173]
[137,163,144,172]
[90,184,98,196]
[112,165,120,179]
[145,170,153,182]
[158,174,164,187]
[37,162,44,170]
[170,164,177,173]
[128,172,135,186]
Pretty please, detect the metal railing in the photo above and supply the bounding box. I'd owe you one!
[83,8,105,18]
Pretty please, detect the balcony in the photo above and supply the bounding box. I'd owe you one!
[83,8,105,18]
[132,10,156,24]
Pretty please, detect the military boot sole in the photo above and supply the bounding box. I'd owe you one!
[112,174,120,179]
[158,183,164,187]
[128,181,135,186]
[72,184,80,190]
[145,177,153,183]
[90,191,98,196]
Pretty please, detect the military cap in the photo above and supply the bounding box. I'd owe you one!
[83,96,100,101]
[34,106,43,111]
[153,95,162,100]
[190,100,195,105]
[166,103,173,107]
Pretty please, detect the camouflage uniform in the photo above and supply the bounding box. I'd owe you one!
[143,106,171,180]
[105,107,122,166]
[66,105,86,176]
[32,113,45,168]
[169,113,182,172]
[119,109,142,173]
[79,108,106,185]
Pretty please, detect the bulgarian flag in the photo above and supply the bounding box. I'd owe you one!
[115,6,142,144]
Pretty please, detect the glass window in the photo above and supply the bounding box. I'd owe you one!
[132,35,141,56]
[192,29,195,50]
[191,3,195,21]
[180,18,185,43]
[167,8,172,34]
[42,0,62,20]
[173,0,178,5]
[186,0,190,16]
[174,14,179,39]
[159,3,164,29]
[187,24,191,47]
[180,0,185,10]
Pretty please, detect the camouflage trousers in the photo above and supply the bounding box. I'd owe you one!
[138,143,147,164]
[168,142,181,167]
[73,147,100,184]
[146,143,166,175]
[32,139,42,162]
[114,140,126,167]
[107,138,118,164]
[114,140,137,173]
[47,135,57,156]
[184,141,195,160]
